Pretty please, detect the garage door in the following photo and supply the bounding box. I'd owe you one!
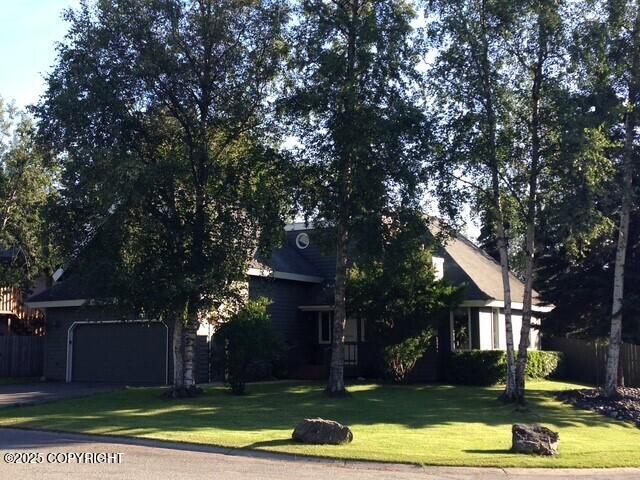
[71,322,167,384]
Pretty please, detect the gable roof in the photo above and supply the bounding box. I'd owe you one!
[441,232,544,307]
[28,240,326,307]
[27,224,551,311]
[251,244,322,279]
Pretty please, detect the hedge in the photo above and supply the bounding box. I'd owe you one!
[444,350,564,386]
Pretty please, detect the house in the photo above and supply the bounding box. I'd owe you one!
[26,224,552,384]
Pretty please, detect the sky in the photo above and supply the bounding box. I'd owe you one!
[0,0,80,109]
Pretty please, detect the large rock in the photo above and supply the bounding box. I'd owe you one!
[292,418,353,445]
[512,424,559,456]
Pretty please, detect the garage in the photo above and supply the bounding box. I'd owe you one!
[70,321,168,384]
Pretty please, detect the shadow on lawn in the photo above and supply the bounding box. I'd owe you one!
[0,381,620,436]
[245,438,296,449]
[464,448,515,455]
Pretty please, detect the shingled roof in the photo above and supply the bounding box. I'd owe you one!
[441,233,543,306]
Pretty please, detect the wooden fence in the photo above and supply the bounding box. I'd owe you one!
[0,336,44,378]
[546,337,640,387]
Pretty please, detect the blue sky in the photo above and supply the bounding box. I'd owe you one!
[0,1,79,109]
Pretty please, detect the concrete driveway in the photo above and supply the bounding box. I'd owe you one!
[0,428,639,480]
[0,383,123,408]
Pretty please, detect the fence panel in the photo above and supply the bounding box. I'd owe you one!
[546,337,640,387]
[0,336,44,378]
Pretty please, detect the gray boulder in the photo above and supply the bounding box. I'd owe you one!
[512,424,559,456]
[292,418,353,445]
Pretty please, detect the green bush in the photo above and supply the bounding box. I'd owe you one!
[214,298,283,395]
[444,350,564,386]
[526,350,565,379]
[384,330,434,382]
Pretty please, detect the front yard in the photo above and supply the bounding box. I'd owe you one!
[0,380,638,468]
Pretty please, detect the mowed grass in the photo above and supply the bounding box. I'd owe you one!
[0,380,638,467]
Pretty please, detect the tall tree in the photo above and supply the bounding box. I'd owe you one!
[427,0,521,400]
[428,0,568,402]
[0,98,58,293]
[347,213,463,382]
[284,0,427,394]
[603,0,640,396]
[37,0,291,395]
[508,0,567,402]
[534,1,640,396]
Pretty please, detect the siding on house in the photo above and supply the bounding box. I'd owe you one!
[284,229,336,279]
[248,277,316,367]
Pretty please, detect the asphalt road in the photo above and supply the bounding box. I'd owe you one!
[0,428,639,480]
[0,383,123,408]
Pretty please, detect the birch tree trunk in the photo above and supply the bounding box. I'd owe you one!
[326,0,357,396]
[328,222,349,395]
[477,1,517,401]
[604,3,639,399]
[516,220,536,402]
[183,318,198,389]
[172,318,184,390]
[515,6,547,403]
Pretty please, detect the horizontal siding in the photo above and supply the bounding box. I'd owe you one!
[285,229,335,279]
[249,277,316,369]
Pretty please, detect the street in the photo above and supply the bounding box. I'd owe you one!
[1,428,639,480]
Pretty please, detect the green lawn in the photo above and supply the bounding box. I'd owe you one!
[0,380,638,468]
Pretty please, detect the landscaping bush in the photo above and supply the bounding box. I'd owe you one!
[444,350,564,386]
[384,330,434,382]
[526,350,565,379]
[214,298,283,395]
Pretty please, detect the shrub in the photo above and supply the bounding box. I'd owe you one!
[214,298,283,395]
[526,350,565,379]
[444,350,564,386]
[384,330,434,382]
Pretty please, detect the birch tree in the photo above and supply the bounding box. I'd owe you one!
[427,0,521,400]
[37,0,291,396]
[0,99,58,294]
[509,0,567,402]
[285,0,428,395]
[603,0,640,397]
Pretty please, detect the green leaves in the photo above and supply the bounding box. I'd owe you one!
[347,215,463,380]
[214,298,283,394]
[37,0,292,319]
[0,99,59,292]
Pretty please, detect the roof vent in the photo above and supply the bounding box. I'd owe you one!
[296,232,310,249]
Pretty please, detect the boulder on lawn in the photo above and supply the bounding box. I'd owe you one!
[512,423,559,456]
[292,418,353,445]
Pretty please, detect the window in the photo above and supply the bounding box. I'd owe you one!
[318,311,332,344]
[344,317,358,342]
[492,308,500,349]
[432,256,444,280]
[450,308,471,351]
[296,232,310,249]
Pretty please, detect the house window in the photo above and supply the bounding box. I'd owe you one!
[450,308,471,351]
[344,317,358,342]
[318,311,332,344]
[492,308,500,349]
[432,256,444,280]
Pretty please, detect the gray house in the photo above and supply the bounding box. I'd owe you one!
[27,223,552,384]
